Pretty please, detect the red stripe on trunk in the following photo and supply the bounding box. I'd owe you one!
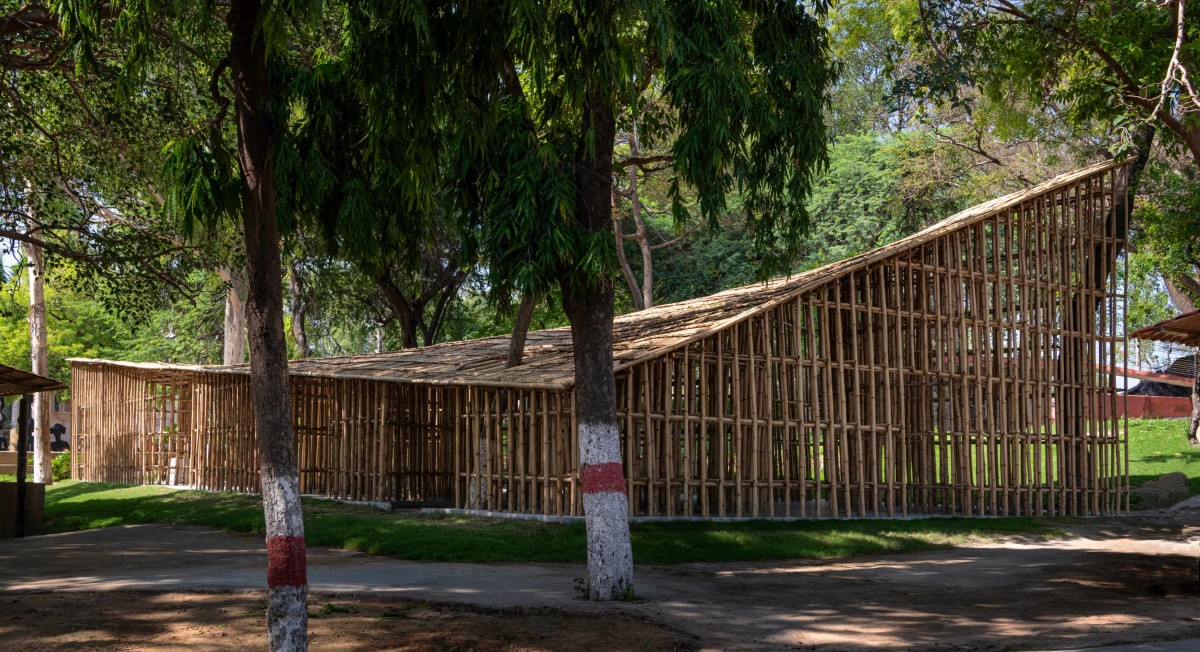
[267,535,307,588]
[581,462,626,495]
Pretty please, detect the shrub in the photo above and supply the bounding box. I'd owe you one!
[52,452,71,482]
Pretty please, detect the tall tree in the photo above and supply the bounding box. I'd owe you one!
[900,0,1195,441]
[1,6,204,484]
[87,2,317,646]
[332,0,835,599]
[224,2,308,646]
[22,217,50,484]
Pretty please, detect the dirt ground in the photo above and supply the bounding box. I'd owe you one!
[4,519,1200,650]
[0,591,696,651]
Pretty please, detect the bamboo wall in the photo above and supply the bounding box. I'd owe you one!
[71,365,459,503]
[70,164,1128,519]
[614,166,1128,517]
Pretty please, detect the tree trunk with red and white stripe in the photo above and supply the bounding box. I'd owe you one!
[228,0,308,648]
[564,276,634,600]
[561,81,634,601]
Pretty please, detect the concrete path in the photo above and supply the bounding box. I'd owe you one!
[3,524,1200,650]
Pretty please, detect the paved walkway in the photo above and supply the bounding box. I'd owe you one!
[3,524,1200,650]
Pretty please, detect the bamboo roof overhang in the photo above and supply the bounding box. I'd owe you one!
[70,158,1129,391]
[0,364,67,397]
[1132,309,1200,346]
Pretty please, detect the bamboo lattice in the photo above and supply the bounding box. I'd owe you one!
[71,160,1130,518]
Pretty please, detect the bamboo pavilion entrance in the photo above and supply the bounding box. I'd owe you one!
[70,160,1132,518]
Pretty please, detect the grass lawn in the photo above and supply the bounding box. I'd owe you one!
[40,480,1057,564]
[17,417,1192,565]
[1127,417,1200,494]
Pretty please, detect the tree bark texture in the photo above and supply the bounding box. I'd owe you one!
[23,230,51,485]
[613,130,653,312]
[506,292,537,367]
[372,263,464,349]
[289,261,309,358]
[563,84,634,601]
[219,267,249,366]
[627,130,653,310]
[228,1,308,649]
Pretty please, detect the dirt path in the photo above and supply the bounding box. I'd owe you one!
[0,591,695,651]
[2,522,1199,650]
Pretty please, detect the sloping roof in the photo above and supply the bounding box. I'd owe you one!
[0,364,66,397]
[70,158,1128,390]
[1132,309,1200,346]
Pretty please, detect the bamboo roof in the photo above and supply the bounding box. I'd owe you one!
[71,158,1127,390]
[1132,309,1200,346]
[0,364,66,397]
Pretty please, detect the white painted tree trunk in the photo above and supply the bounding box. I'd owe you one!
[579,419,634,599]
[23,229,51,485]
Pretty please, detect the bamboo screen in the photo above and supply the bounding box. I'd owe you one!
[71,162,1128,519]
[71,364,460,504]
[615,163,1129,518]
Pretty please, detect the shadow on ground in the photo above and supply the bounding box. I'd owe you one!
[648,545,1200,649]
[0,590,697,652]
[3,521,1200,650]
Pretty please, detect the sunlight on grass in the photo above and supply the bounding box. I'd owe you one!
[1128,418,1200,494]
[16,418,1191,565]
[42,479,1060,564]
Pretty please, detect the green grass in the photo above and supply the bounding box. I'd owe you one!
[41,480,1056,564]
[28,418,1191,565]
[1128,417,1200,495]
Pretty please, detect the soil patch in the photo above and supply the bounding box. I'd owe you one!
[0,591,696,651]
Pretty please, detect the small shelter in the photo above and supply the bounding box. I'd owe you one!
[1133,309,1200,347]
[70,160,1133,518]
[1131,309,1199,421]
[1,364,66,538]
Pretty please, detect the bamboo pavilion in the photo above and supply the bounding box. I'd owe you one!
[70,160,1132,518]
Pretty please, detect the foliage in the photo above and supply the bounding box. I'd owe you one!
[52,452,70,482]
[0,264,225,379]
[0,3,214,314]
[320,0,837,302]
[800,133,926,268]
[644,133,971,304]
[0,268,133,383]
[1124,252,1176,333]
[1131,157,1200,288]
[42,480,1058,564]
[119,271,226,365]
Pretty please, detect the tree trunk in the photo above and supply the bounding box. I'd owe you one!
[612,205,645,311]
[563,84,633,601]
[374,273,420,348]
[228,1,307,649]
[1189,370,1200,447]
[506,293,537,367]
[219,267,249,365]
[1165,276,1197,313]
[23,230,51,486]
[289,261,309,358]
[627,130,653,310]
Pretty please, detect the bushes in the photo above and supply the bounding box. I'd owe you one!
[52,452,71,482]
